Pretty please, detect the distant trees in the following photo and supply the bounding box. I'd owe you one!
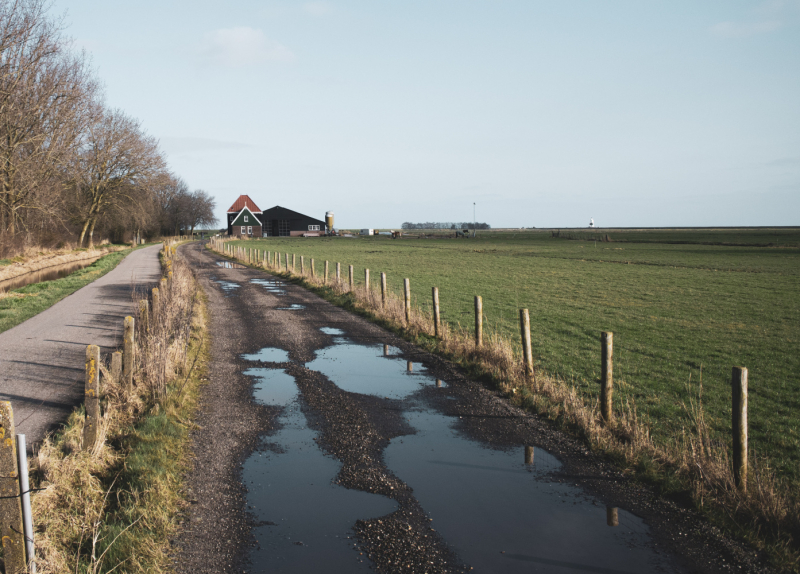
[0,0,213,253]
[401,222,491,230]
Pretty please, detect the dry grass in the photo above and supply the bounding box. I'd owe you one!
[215,239,800,572]
[29,241,206,573]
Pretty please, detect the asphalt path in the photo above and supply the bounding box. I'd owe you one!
[0,244,162,449]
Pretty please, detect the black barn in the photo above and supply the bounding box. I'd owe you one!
[261,206,327,237]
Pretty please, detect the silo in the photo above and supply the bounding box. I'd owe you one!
[325,211,334,232]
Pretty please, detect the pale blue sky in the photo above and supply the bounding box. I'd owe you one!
[53,1,799,228]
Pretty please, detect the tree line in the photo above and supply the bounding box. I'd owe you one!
[401,222,491,230]
[0,0,216,255]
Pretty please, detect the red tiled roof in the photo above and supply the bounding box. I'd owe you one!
[227,195,262,213]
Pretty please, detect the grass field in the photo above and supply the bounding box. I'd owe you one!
[229,228,800,486]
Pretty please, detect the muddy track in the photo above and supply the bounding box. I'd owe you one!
[172,242,775,574]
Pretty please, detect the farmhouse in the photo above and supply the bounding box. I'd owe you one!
[226,195,328,237]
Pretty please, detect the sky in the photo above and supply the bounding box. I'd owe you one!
[52,0,799,229]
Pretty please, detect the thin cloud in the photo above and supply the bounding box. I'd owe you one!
[198,27,294,67]
[710,20,782,38]
[303,2,333,17]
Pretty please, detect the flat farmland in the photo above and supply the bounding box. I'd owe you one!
[231,228,800,485]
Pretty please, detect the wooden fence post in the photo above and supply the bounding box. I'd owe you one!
[475,296,483,347]
[381,273,387,307]
[519,309,533,378]
[123,316,135,391]
[311,258,315,278]
[732,366,748,492]
[0,402,26,574]
[525,445,534,465]
[336,262,341,282]
[404,278,411,324]
[432,287,441,337]
[111,351,122,384]
[324,261,329,283]
[365,269,370,293]
[292,254,296,271]
[349,265,354,290]
[285,253,289,271]
[83,344,100,451]
[152,287,160,319]
[139,299,149,333]
[300,255,305,275]
[601,331,613,423]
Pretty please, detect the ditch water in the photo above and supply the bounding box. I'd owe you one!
[0,256,102,293]
[240,330,681,573]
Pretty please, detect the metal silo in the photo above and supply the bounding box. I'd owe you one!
[325,211,334,232]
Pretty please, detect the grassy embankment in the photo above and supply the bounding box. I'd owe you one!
[221,228,800,567]
[28,244,209,573]
[0,248,133,334]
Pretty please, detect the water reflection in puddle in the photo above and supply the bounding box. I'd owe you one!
[320,327,345,336]
[385,408,675,573]
[307,343,431,400]
[242,347,290,363]
[244,376,397,572]
[217,261,246,269]
[211,277,240,294]
[252,278,286,294]
[276,304,305,310]
[244,369,298,406]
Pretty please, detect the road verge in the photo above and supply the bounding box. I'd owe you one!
[27,244,209,573]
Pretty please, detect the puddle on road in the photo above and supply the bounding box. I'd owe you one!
[242,347,291,363]
[244,369,298,406]
[244,372,397,573]
[217,261,246,269]
[276,304,305,311]
[320,327,345,336]
[211,277,240,295]
[306,341,434,400]
[251,278,286,294]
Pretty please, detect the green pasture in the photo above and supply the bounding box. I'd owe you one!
[229,229,800,485]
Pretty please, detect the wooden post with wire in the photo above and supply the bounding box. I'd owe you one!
[365,269,370,293]
[139,299,149,333]
[349,265,354,290]
[475,296,483,347]
[311,258,315,278]
[432,287,441,338]
[732,366,748,492]
[519,309,533,379]
[123,316,135,391]
[324,261,329,283]
[300,256,305,275]
[381,272,387,307]
[601,331,613,423]
[0,401,26,574]
[336,262,341,283]
[83,344,100,451]
[404,278,411,324]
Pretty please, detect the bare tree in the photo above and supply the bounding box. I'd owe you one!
[0,0,96,235]
[184,189,216,235]
[69,108,165,247]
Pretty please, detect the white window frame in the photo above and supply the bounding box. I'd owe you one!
[241,226,246,234]
[244,215,249,223]
[247,226,252,235]
[308,224,320,231]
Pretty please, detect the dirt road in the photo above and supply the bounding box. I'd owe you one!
[0,244,162,448]
[173,242,774,574]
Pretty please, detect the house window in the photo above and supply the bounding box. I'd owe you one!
[241,226,246,234]
[244,215,248,223]
[308,225,320,231]
[247,226,252,235]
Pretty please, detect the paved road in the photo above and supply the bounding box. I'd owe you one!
[0,244,162,449]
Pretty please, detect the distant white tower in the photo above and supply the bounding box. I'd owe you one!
[589,218,595,228]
